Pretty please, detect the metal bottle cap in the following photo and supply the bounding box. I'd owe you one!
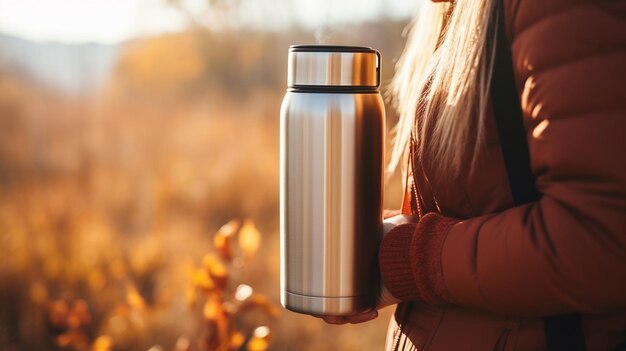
[287,45,380,89]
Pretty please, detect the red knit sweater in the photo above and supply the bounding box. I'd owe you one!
[379,213,458,304]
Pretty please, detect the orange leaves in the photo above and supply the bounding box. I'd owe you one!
[48,299,96,351]
[239,294,280,318]
[203,253,229,290]
[49,299,92,330]
[214,219,240,261]
[56,330,90,351]
[233,284,279,317]
[229,331,245,349]
[125,285,146,311]
[67,300,91,329]
[47,299,121,351]
[91,335,113,351]
[186,218,276,351]
[191,267,215,291]
[213,218,261,262]
[203,297,224,321]
[247,326,271,351]
[48,300,69,327]
[238,219,261,258]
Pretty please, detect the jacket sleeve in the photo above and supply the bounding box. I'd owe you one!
[379,0,626,316]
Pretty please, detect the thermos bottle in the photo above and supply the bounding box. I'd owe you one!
[280,45,385,316]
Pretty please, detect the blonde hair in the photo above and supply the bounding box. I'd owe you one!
[388,0,497,177]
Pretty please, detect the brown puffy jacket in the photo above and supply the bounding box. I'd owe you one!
[378,0,626,350]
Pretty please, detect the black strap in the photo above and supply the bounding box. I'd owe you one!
[490,3,540,205]
[490,2,585,351]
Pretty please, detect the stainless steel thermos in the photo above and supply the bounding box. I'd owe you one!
[280,45,385,316]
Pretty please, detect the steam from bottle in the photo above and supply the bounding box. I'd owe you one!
[313,27,333,44]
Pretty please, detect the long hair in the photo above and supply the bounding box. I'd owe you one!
[388,0,497,178]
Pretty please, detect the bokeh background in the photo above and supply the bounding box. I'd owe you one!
[0,0,417,350]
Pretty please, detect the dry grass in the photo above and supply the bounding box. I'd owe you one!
[0,28,403,351]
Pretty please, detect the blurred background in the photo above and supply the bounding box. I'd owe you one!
[0,0,417,350]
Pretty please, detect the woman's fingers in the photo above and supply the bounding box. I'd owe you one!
[377,284,401,310]
[322,316,348,324]
[346,310,378,324]
[320,310,378,325]
[383,209,402,219]
[382,214,415,235]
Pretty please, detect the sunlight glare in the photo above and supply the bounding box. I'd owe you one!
[0,0,186,43]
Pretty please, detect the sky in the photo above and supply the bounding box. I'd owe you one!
[0,0,420,44]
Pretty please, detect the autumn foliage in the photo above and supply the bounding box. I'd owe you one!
[187,219,279,351]
[0,21,406,350]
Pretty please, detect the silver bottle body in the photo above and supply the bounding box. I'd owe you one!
[280,61,385,316]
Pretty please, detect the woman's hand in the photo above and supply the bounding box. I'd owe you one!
[319,213,414,325]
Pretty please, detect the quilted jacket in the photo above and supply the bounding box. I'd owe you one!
[378,0,626,350]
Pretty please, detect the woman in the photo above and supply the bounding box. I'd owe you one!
[321,0,626,350]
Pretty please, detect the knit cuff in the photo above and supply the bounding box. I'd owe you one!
[379,213,459,304]
[411,213,458,304]
[379,223,419,301]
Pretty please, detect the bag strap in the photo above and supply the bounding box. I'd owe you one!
[490,2,585,351]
